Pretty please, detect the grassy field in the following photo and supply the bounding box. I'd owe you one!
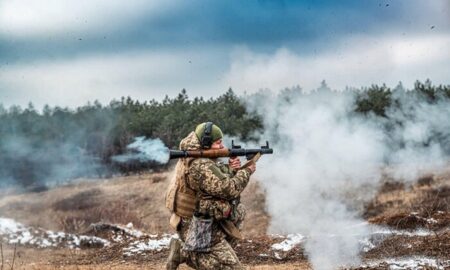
[0,167,449,269]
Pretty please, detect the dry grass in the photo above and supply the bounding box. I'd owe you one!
[365,171,450,231]
[1,167,449,269]
[0,173,171,234]
[0,169,268,236]
[365,232,450,260]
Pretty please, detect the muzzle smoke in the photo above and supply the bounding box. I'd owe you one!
[246,85,450,269]
[112,137,170,164]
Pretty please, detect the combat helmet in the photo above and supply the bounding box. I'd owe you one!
[194,122,223,149]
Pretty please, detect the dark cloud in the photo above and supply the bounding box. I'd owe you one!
[2,0,446,64]
[0,0,448,108]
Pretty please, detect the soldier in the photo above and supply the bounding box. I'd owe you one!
[165,122,256,270]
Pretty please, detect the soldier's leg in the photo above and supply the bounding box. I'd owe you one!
[228,203,246,247]
[231,203,246,230]
[166,238,186,270]
[185,239,245,270]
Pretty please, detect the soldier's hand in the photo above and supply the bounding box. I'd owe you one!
[247,163,256,174]
[229,156,241,169]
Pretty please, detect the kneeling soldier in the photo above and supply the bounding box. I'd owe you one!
[165,122,256,270]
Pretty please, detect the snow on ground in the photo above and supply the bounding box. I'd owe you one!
[0,217,177,255]
[123,234,174,256]
[268,227,440,254]
[120,223,145,238]
[0,217,109,249]
[361,257,450,270]
[371,227,435,237]
[271,233,305,252]
[2,217,449,269]
[359,226,444,253]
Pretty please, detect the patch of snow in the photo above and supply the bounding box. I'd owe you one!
[0,217,26,233]
[359,238,376,253]
[359,227,436,253]
[113,224,144,238]
[273,252,282,260]
[427,218,438,224]
[371,227,433,237]
[0,217,109,249]
[123,234,174,256]
[362,257,450,270]
[271,233,305,252]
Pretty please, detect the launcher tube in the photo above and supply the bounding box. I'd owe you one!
[169,147,273,160]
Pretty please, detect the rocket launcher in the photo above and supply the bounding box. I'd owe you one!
[169,140,273,164]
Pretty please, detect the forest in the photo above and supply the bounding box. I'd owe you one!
[0,80,449,187]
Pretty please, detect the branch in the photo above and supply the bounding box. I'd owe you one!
[10,244,16,270]
[1,241,3,270]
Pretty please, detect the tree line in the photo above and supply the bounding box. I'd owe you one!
[0,89,262,187]
[0,80,449,188]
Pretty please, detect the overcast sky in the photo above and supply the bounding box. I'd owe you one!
[0,0,449,108]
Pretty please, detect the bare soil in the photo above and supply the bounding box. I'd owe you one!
[0,166,449,269]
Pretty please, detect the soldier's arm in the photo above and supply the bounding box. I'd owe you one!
[218,162,236,176]
[188,159,252,200]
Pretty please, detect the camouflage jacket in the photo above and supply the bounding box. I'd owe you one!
[187,158,251,218]
[178,132,251,243]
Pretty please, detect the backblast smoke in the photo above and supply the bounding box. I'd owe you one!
[245,85,450,270]
[112,137,170,164]
[0,135,107,189]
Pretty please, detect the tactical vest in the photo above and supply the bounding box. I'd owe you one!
[165,158,244,239]
[165,158,197,229]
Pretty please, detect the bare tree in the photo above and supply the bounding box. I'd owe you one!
[10,244,16,270]
[1,241,4,270]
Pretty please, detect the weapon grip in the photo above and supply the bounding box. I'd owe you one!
[240,152,261,169]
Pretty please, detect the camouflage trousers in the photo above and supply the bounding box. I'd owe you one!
[178,203,247,269]
[182,239,245,270]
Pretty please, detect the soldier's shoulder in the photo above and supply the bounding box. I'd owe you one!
[189,158,215,170]
[191,158,216,167]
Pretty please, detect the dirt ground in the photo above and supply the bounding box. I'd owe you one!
[0,245,311,270]
[0,167,449,269]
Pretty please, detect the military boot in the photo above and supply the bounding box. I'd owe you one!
[166,238,183,270]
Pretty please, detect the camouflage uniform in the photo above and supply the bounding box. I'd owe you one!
[177,132,251,270]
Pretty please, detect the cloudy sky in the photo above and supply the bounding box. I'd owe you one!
[0,0,449,108]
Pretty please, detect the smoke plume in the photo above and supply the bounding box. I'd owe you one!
[245,85,450,269]
[0,135,107,189]
[112,137,170,164]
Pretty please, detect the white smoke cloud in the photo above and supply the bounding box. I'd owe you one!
[247,89,384,269]
[384,88,450,180]
[246,85,450,269]
[112,137,169,164]
[0,135,107,188]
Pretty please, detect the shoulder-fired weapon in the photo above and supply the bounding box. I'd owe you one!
[169,141,273,161]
